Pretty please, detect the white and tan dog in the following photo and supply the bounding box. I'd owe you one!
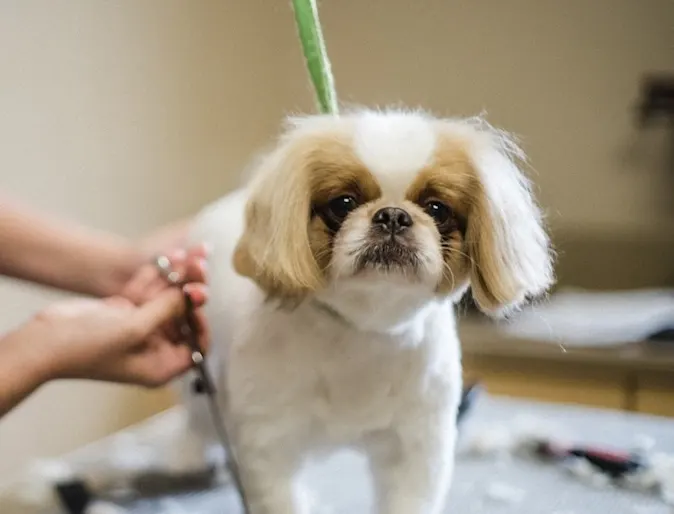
[176,108,553,514]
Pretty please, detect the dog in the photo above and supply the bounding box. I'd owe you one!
[176,109,554,514]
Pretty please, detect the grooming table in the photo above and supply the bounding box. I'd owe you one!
[24,396,674,513]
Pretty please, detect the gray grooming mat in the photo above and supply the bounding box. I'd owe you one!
[50,395,674,513]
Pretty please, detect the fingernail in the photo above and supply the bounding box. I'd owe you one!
[183,283,206,304]
[198,258,208,277]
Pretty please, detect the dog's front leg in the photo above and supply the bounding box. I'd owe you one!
[235,436,309,514]
[368,418,456,514]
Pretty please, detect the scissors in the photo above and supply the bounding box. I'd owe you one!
[155,255,251,514]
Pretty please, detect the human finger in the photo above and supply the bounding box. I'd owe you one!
[126,343,193,387]
[182,283,208,308]
[121,264,158,304]
[122,248,186,304]
[130,288,185,340]
[183,256,207,285]
[187,243,209,260]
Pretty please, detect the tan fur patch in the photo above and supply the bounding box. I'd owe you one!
[234,128,383,299]
[403,135,481,293]
[307,220,333,273]
[307,138,381,206]
[405,140,477,218]
[306,138,382,274]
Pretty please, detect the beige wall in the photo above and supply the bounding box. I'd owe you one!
[273,0,674,238]
[0,0,289,479]
[0,0,672,480]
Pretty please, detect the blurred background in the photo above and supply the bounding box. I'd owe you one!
[0,0,672,481]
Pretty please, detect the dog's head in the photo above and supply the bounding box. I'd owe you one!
[234,110,553,318]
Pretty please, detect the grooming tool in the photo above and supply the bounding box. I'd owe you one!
[55,480,91,514]
[55,468,221,514]
[534,439,646,479]
[54,258,251,514]
[129,467,219,498]
[155,255,181,285]
[456,382,482,425]
[156,256,251,514]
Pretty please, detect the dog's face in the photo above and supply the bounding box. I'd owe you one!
[234,110,553,317]
[306,133,469,294]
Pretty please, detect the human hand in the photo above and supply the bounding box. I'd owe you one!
[137,219,192,266]
[121,244,209,306]
[26,283,209,388]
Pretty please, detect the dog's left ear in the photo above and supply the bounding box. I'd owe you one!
[460,122,554,317]
[233,132,323,299]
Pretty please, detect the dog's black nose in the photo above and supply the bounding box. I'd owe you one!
[372,207,413,234]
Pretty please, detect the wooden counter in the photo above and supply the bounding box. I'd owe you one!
[459,317,674,416]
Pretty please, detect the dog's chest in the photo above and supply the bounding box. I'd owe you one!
[309,331,423,433]
[227,306,442,440]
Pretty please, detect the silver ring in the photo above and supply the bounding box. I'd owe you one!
[191,351,204,365]
[154,255,181,285]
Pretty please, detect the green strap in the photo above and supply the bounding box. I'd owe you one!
[291,0,338,115]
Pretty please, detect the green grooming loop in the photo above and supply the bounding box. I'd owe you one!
[291,0,339,115]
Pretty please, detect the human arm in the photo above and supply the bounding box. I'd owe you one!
[0,323,53,419]
[0,197,192,297]
[0,258,208,419]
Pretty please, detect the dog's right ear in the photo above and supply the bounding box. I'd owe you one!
[233,132,323,299]
[459,121,554,317]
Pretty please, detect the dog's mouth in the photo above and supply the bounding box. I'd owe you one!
[354,237,421,274]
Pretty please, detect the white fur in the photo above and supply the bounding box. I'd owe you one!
[176,192,460,514]
[353,111,436,198]
[170,110,551,514]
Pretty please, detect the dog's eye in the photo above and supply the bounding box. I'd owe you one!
[327,195,358,220]
[425,200,452,225]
